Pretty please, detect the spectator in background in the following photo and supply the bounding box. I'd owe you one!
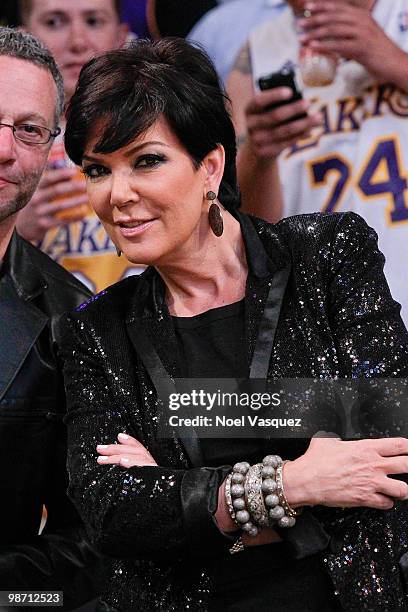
[188,0,286,84]
[16,0,136,293]
[0,26,100,608]
[228,0,408,326]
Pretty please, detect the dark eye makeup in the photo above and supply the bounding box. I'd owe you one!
[82,153,166,179]
[81,164,107,179]
[135,153,166,167]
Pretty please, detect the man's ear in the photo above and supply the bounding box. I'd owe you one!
[202,144,225,197]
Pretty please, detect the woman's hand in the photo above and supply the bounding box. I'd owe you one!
[96,433,158,468]
[283,437,408,510]
[215,479,282,547]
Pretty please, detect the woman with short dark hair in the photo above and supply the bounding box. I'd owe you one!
[58,38,408,611]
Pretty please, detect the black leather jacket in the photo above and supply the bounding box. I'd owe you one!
[0,232,102,610]
[58,213,408,611]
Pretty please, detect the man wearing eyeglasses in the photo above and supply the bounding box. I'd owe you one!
[15,0,135,294]
[0,27,101,609]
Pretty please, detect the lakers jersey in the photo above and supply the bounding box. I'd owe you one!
[249,0,408,324]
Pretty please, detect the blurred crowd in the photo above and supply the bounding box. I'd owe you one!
[1,0,407,325]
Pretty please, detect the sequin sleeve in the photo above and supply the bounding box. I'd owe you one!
[314,212,408,586]
[57,312,233,563]
[328,212,408,377]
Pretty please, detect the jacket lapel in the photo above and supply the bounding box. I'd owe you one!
[0,273,47,401]
[126,269,180,378]
[126,270,204,466]
[238,213,292,375]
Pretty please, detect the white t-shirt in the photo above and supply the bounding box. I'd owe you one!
[188,0,285,83]
[249,0,408,324]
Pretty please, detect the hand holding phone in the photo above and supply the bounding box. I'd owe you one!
[258,68,307,123]
[241,68,323,160]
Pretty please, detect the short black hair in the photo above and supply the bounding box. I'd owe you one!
[65,37,239,211]
[18,0,122,24]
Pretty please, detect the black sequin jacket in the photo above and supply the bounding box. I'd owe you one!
[57,212,408,611]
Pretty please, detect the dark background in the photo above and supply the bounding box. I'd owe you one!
[0,1,21,26]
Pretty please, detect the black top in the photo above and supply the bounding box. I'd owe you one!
[171,301,340,611]
[172,299,263,466]
[172,299,247,379]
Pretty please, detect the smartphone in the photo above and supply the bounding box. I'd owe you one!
[258,68,307,123]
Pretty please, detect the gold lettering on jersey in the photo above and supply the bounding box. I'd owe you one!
[286,84,408,159]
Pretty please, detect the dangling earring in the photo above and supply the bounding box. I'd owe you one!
[207,190,224,237]
[116,246,122,258]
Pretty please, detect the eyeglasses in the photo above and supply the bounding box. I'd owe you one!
[0,122,61,145]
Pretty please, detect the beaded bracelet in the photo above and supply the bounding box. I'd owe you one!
[225,456,300,540]
[261,455,299,528]
[224,474,246,554]
[227,462,258,537]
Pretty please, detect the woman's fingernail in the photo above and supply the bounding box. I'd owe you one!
[97,444,109,449]
[120,456,130,463]
[98,456,108,461]
[118,433,129,440]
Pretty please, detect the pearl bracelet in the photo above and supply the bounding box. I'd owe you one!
[228,462,259,537]
[261,455,298,528]
[224,456,300,540]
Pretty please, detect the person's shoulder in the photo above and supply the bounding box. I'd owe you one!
[276,209,366,230]
[188,0,248,37]
[55,270,151,346]
[17,235,91,299]
[249,6,291,39]
[70,266,154,320]
[275,211,374,245]
[73,276,138,316]
[251,211,375,258]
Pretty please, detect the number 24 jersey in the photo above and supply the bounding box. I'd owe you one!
[249,0,408,324]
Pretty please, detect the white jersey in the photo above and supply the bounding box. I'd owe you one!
[249,0,408,324]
